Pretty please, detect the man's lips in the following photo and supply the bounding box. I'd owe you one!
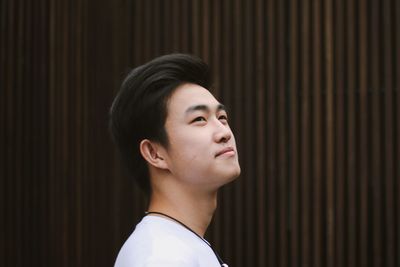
[215,147,235,157]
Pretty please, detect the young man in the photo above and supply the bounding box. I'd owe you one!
[109,54,241,267]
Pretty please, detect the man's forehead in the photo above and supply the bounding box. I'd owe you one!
[168,83,221,110]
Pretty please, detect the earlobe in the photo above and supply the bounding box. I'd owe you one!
[139,139,168,170]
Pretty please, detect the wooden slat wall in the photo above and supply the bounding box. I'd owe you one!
[1,0,399,266]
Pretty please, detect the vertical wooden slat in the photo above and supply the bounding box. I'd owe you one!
[312,0,323,266]
[33,1,42,264]
[334,0,346,265]
[22,0,29,263]
[36,1,47,264]
[201,0,209,61]
[289,0,300,265]
[81,1,90,264]
[324,0,335,265]
[25,0,33,263]
[358,0,369,265]
[0,0,6,265]
[266,0,277,265]
[0,9,6,253]
[48,0,57,265]
[61,1,70,265]
[15,0,24,264]
[300,0,311,265]
[133,0,143,63]
[394,1,400,265]
[3,2,12,265]
[254,0,266,266]
[4,0,13,253]
[10,0,17,263]
[181,0,189,51]
[5,0,13,264]
[370,0,383,265]
[277,0,288,266]
[42,1,50,263]
[191,0,200,55]
[396,0,400,266]
[383,0,395,265]
[74,0,83,264]
[143,0,152,57]
[152,0,161,54]
[346,0,358,266]
[5,1,15,264]
[31,0,38,259]
[172,0,180,51]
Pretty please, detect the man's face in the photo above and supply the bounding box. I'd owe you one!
[162,83,241,191]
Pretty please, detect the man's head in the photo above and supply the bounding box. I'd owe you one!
[109,54,240,195]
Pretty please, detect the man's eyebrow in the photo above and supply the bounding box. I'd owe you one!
[185,103,226,114]
[216,104,226,111]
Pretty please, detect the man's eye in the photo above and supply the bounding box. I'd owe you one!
[192,117,207,123]
[219,115,228,121]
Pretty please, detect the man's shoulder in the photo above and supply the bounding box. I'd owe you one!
[114,216,198,267]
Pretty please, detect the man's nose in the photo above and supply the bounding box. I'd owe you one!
[214,121,232,143]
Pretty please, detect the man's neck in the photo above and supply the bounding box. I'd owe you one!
[147,186,218,237]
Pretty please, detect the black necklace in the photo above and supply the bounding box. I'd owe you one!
[145,211,229,267]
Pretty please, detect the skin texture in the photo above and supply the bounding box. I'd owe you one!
[140,83,241,237]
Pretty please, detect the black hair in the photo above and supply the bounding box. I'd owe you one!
[109,53,212,195]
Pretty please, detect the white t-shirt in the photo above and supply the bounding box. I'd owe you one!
[114,216,222,267]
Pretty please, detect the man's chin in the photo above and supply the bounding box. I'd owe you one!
[222,166,241,184]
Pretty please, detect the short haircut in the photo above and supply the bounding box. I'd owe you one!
[109,54,212,195]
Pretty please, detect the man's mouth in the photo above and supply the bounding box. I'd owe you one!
[215,147,235,157]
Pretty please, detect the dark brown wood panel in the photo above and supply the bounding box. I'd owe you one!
[1,0,399,266]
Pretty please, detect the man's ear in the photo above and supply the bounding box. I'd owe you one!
[139,139,169,170]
